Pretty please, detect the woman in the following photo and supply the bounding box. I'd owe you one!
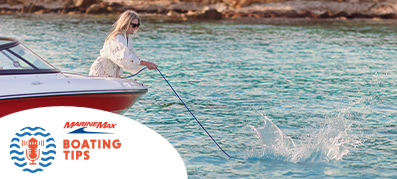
[89,10,157,77]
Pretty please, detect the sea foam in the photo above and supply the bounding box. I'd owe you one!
[248,113,361,163]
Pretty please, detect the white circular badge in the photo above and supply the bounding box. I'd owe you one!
[0,107,187,179]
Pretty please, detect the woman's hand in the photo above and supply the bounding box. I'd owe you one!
[140,60,158,70]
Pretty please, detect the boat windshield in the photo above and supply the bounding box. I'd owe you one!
[0,38,59,74]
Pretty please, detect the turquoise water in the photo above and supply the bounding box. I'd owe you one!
[2,14,397,178]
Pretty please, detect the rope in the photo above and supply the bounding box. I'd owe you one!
[156,67,230,158]
[121,67,148,79]
[123,66,231,158]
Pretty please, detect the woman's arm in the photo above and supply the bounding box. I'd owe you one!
[107,35,158,72]
[140,60,158,70]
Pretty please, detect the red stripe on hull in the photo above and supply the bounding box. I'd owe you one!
[0,92,146,118]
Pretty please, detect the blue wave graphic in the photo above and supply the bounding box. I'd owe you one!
[14,162,27,167]
[10,144,20,149]
[33,132,50,137]
[42,150,56,155]
[39,162,52,167]
[46,144,56,149]
[21,127,45,131]
[14,132,50,137]
[11,138,20,142]
[41,156,55,161]
[23,168,43,173]
[15,132,32,137]
[10,150,24,155]
[11,156,25,161]
[46,138,55,142]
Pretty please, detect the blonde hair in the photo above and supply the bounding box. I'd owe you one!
[106,10,140,42]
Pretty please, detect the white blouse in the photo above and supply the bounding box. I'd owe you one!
[89,33,142,77]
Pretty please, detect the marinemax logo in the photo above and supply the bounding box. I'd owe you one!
[64,122,117,134]
[63,122,121,160]
[10,127,56,173]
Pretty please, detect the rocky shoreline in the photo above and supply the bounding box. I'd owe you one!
[1,0,397,20]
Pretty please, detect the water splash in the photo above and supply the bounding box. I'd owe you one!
[248,113,360,163]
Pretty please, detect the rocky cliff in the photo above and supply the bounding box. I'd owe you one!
[1,0,397,20]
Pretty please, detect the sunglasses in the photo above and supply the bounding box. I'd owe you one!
[130,23,140,28]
